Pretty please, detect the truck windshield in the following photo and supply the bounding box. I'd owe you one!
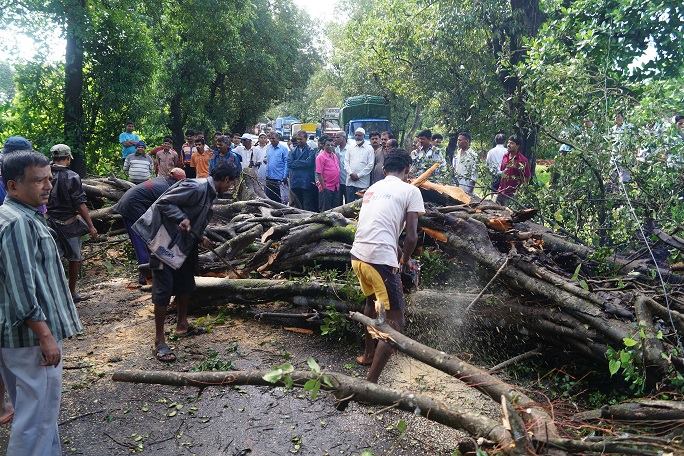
[350,120,391,137]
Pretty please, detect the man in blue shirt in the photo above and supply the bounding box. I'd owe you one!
[264,132,288,203]
[119,121,140,160]
[288,130,317,211]
[209,135,241,172]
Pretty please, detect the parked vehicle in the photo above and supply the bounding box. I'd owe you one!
[274,116,300,140]
[340,95,391,139]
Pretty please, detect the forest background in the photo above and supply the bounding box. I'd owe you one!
[0,0,683,253]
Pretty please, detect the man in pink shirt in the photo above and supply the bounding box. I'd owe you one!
[496,135,531,206]
[315,135,340,211]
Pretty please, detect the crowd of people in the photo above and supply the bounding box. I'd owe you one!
[118,121,533,214]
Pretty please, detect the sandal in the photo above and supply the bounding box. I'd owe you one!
[154,343,176,363]
[175,325,207,338]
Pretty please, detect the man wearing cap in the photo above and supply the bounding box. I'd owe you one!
[124,141,154,184]
[0,151,83,456]
[344,127,375,202]
[235,134,264,171]
[113,168,186,284]
[0,136,35,205]
[119,121,140,161]
[47,144,98,302]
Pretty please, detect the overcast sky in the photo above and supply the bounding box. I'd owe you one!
[0,0,339,63]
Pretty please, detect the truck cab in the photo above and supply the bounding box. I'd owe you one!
[340,95,391,139]
[346,119,391,139]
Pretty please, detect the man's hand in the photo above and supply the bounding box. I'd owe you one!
[350,173,359,181]
[200,236,214,250]
[179,218,192,232]
[89,226,98,239]
[38,333,61,367]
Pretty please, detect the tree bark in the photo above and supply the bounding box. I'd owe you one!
[64,0,87,176]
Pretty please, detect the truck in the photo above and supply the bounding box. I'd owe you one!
[291,122,319,138]
[274,116,300,140]
[320,107,342,137]
[340,95,391,139]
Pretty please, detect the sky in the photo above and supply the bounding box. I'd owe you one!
[0,0,338,63]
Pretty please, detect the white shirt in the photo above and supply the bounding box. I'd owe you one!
[452,147,479,185]
[344,141,375,188]
[235,145,264,170]
[485,144,507,176]
[351,175,425,268]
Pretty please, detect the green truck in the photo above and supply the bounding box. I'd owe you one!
[340,95,391,139]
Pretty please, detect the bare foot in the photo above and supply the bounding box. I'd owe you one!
[355,355,373,366]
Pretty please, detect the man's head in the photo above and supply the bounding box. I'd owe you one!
[50,144,73,165]
[615,112,624,127]
[241,134,253,149]
[135,141,147,154]
[216,135,230,153]
[125,121,135,133]
[457,132,471,150]
[507,135,522,154]
[231,133,241,146]
[2,151,52,207]
[2,136,33,154]
[320,135,334,152]
[268,132,280,146]
[675,115,684,130]
[169,167,186,181]
[210,161,241,194]
[195,137,206,151]
[213,131,223,145]
[354,127,365,144]
[380,131,394,148]
[494,133,506,145]
[369,131,381,149]
[258,133,267,146]
[335,131,347,146]
[162,136,173,151]
[431,133,443,147]
[416,129,432,149]
[386,139,399,152]
[185,129,195,144]
[382,150,412,180]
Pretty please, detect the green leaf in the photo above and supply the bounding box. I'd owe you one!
[262,369,283,383]
[579,279,589,291]
[608,359,621,376]
[321,374,335,388]
[656,330,663,340]
[619,351,631,364]
[623,337,638,347]
[360,451,375,456]
[639,328,646,339]
[276,362,295,374]
[571,263,581,281]
[283,375,294,390]
[396,419,408,434]
[306,357,321,373]
[303,379,318,391]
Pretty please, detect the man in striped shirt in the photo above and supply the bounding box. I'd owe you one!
[0,151,82,456]
[124,141,154,184]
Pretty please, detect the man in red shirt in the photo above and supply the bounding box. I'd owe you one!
[496,135,531,206]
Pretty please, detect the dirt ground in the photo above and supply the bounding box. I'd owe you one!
[0,245,502,456]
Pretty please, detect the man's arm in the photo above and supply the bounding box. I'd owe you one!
[400,212,420,265]
[78,203,98,238]
[25,320,60,366]
[123,154,131,172]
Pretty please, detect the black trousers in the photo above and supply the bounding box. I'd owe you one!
[265,179,281,203]
[337,183,346,206]
[291,186,319,212]
[319,189,338,211]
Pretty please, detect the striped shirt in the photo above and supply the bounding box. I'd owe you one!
[124,153,154,183]
[0,198,82,348]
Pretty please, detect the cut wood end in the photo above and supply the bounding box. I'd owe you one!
[283,327,314,335]
[485,217,513,232]
[410,162,440,186]
[418,181,471,204]
[421,227,448,243]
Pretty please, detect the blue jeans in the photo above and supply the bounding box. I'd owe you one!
[124,219,150,265]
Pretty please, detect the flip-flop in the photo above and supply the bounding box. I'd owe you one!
[175,325,207,338]
[355,355,373,366]
[154,343,176,363]
[0,410,14,426]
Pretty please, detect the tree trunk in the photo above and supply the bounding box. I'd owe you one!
[64,0,87,176]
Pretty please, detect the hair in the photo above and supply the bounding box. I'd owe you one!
[458,131,471,142]
[210,161,241,181]
[416,129,432,139]
[185,129,195,137]
[296,130,307,138]
[195,137,206,144]
[217,135,231,145]
[387,139,399,150]
[431,133,443,141]
[268,132,281,140]
[495,133,506,145]
[1,151,50,183]
[508,135,522,146]
[383,150,412,173]
[232,132,241,138]
[163,136,173,143]
[381,131,394,139]
[126,121,134,126]
[675,115,684,123]
[320,135,332,144]
[214,131,223,136]
[369,131,381,139]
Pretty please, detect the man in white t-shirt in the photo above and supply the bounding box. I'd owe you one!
[485,133,507,192]
[350,150,425,383]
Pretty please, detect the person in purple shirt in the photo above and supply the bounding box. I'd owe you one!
[315,135,340,211]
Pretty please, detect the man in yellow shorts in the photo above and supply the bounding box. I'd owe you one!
[350,150,424,383]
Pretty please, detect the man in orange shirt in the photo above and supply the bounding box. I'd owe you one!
[190,137,213,178]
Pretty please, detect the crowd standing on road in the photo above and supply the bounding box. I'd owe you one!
[1,111,682,455]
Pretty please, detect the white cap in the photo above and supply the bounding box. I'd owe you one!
[354,127,366,135]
